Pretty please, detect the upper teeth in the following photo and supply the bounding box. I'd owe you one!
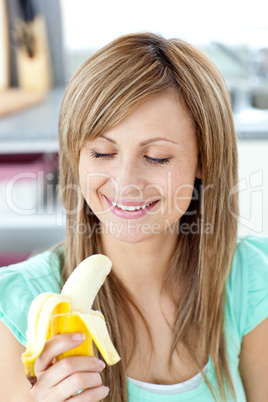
[111,201,154,211]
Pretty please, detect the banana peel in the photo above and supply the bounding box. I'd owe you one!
[21,254,120,385]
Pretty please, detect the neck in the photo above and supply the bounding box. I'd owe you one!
[100,229,178,296]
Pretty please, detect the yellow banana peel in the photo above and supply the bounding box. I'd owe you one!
[21,254,120,385]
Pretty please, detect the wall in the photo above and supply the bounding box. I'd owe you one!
[237,139,268,236]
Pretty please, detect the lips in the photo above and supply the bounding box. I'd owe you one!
[104,196,159,219]
[110,200,156,211]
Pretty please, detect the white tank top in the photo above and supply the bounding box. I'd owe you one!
[127,363,209,395]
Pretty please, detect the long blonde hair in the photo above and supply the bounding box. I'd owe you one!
[58,32,238,401]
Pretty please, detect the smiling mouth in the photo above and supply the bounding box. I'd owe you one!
[110,200,158,211]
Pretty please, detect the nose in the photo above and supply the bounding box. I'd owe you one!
[112,158,147,198]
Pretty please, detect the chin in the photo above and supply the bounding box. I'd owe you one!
[100,219,163,244]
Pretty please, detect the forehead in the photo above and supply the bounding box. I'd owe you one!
[99,91,195,145]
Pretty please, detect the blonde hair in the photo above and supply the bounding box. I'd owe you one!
[58,32,238,401]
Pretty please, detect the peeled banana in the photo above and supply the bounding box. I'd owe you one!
[21,254,120,385]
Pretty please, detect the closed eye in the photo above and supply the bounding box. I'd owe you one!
[145,156,171,165]
[90,151,171,165]
[90,151,115,160]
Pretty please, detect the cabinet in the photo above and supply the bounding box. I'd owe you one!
[0,88,66,262]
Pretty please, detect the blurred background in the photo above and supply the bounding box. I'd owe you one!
[0,0,268,266]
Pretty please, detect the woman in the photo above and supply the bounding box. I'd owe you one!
[0,33,268,402]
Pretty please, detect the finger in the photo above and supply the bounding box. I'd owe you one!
[70,386,110,401]
[35,332,86,374]
[36,356,106,390]
[54,372,106,400]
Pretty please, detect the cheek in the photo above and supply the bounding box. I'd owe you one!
[80,173,108,198]
[79,160,89,198]
[168,168,197,215]
[172,184,195,215]
[79,155,116,196]
[79,159,101,199]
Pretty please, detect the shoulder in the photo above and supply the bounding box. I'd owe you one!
[227,235,268,338]
[0,248,64,295]
[229,234,268,291]
[235,234,268,262]
[0,248,64,346]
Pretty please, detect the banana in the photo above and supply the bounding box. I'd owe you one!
[21,254,120,384]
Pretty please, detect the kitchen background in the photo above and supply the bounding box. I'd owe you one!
[0,0,268,266]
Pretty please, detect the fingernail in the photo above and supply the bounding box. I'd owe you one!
[104,386,109,394]
[99,360,106,369]
[72,332,86,341]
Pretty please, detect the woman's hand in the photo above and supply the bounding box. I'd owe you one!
[31,332,109,401]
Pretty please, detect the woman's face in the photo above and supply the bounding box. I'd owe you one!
[79,91,201,243]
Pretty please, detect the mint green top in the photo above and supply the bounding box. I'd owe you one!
[0,235,268,401]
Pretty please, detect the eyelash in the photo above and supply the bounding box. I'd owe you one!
[90,151,114,160]
[90,151,171,165]
[145,156,170,165]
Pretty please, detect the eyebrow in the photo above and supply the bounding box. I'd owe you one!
[100,135,178,146]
